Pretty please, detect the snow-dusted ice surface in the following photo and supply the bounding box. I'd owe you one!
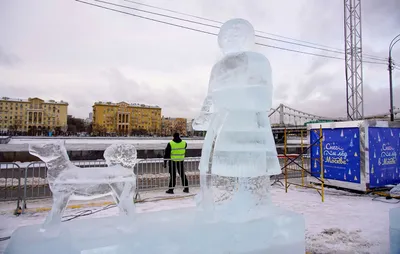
[27,142,137,234]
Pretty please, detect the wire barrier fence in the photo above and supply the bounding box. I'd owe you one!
[0,155,309,212]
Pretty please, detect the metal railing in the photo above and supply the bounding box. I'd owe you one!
[135,157,200,192]
[22,160,108,202]
[0,155,309,212]
[0,163,23,202]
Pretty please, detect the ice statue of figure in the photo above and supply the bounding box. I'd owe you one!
[192,85,214,131]
[196,18,282,214]
[29,142,137,235]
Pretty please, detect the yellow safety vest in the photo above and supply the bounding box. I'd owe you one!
[170,140,187,161]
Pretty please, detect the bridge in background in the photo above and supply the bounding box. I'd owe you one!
[268,104,400,138]
[269,104,399,129]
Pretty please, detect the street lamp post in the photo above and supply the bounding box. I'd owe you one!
[389,34,400,121]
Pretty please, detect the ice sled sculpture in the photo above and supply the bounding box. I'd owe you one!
[28,141,137,233]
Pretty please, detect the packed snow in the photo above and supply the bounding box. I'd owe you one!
[0,185,398,253]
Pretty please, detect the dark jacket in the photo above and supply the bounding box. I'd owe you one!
[164,136,187,167]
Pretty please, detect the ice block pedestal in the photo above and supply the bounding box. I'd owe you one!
[5,205,304,254]
[390,207,400,254]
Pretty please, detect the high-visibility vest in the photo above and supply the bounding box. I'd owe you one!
[170,140,187,161]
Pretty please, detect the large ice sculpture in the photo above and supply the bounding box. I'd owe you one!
[5,18,304,254]
[192,95,213,131]
[193,18,305,252]
[195,18,282,210]
[28,141,137,233]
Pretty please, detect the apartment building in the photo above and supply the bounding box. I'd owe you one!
[92,101,162,135]
[0,97,68,134]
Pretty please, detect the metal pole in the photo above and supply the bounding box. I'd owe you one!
[284,128,288,193]
[389,55,394,121]
[319,125,324,203]
[300,129,305,187]
[389,34,400,121]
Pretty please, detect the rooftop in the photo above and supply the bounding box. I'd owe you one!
[0,97,68,105]
[162,117,187,120]
[94,101,160,109]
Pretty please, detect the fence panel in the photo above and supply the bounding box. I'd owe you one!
[17,155,309,202]
[135,157,200,192]
[0,163,23,202]
[22,160,110,202]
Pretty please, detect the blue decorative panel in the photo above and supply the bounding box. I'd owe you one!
[368,127,400,188]
[310,128,361,183]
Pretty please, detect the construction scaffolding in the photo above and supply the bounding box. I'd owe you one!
[278,126,325,202]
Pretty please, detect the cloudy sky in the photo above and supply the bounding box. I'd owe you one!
[1,0,399,121]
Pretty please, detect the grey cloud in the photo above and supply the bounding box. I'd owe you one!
[296,71,337,100]
[273,82,291,101]
[362,0,400,32]
[306,57,329,76]
[102,69,204,118]
[0,47,20,67]
[1,0,399,120]
[292,78,400,118]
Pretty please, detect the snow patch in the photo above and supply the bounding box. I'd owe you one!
[307,228,373,254]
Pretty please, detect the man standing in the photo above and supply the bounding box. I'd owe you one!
[164,132,189,194]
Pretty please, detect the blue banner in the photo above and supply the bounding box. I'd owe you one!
[368,127,400,188]
[310,128,361,183]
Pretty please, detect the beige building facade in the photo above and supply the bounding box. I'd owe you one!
[0,97,68,134]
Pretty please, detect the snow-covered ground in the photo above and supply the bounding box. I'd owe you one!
[0,185,398,254]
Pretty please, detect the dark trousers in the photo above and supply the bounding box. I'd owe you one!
[168,161,189,189]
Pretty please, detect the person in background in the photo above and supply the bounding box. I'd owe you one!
[164,132,189,194]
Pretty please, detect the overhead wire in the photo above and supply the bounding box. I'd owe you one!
[76,0,389,66]
[94,0,348,58]
[121,0,388,62]
[75,0,218,36]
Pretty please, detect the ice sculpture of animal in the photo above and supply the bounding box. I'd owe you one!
[29,142,137,232]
